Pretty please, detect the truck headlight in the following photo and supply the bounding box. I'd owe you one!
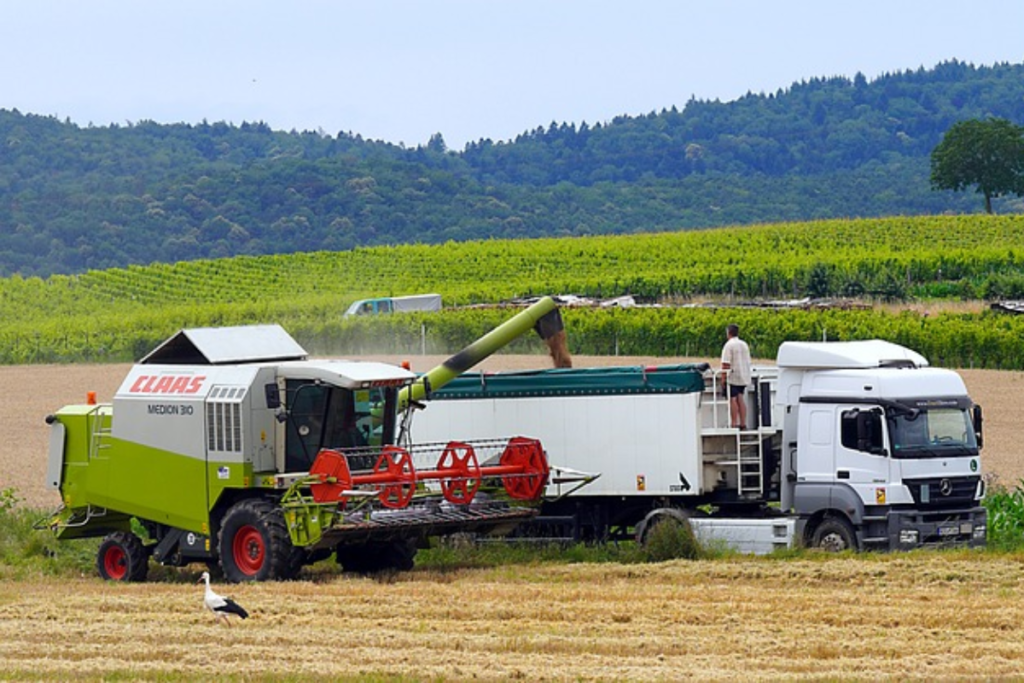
[973,525,986,540]
[899,529,919,544]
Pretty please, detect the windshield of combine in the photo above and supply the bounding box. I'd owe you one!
[888,406,978,458]
[284,382,396,472]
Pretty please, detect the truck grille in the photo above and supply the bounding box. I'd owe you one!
[904,476,979,509]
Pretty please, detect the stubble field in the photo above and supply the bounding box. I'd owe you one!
[4,556,1024,681]
[3,356,1024,681]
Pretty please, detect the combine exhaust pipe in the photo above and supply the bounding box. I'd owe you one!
[399,296,569,409]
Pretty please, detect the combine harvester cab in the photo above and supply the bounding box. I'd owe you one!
[44,298,572,582]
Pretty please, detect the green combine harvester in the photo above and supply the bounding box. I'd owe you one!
[43,298,569,582]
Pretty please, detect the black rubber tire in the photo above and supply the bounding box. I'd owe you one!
[635,508,691,546]
[635,509,702,561]
[811,517,858,552]
[379,539,417,571]
[218,498,300,582]
[336,539,418,574]
[97,531,149,582]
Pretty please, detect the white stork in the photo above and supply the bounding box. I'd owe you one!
[197,571,250,626]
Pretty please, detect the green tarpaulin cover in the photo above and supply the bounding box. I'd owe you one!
[427,363,709,400]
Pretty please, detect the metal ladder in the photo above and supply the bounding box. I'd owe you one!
[701,370,765,497]
[88,404,113,459]
[736,431,764,496]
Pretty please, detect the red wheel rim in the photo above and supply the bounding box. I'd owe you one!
[103,545,127,580]
[233,525,265,576]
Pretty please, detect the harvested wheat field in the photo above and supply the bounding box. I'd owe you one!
[3,356,1024,681]
[3,556,1024,680]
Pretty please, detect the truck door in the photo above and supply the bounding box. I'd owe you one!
[836,407,890,504]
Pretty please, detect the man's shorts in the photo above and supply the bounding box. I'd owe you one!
[728,384,746,398]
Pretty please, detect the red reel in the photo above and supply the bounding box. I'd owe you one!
[309,449,354,504]
[499,437,549,500]
[373,445,416,508]
[437,441,482,505]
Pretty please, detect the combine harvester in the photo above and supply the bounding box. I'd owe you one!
[42,298,586,582]
[412,341,987,553]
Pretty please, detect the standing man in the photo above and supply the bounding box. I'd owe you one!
[720,323,752,429]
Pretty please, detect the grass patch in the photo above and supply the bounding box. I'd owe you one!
[0,494,98,580]
[416,537,646,571]
[6,480,1023,582]
[639,514,705,562]
[982,480,1024,551]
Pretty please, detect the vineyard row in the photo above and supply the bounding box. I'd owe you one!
[3,215,1024,326]
[3,306,1023,370]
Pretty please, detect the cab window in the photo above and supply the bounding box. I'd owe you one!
[283,382,397,472]
[840,408,884,454]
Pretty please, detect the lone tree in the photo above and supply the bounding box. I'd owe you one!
[930,118,1024,214]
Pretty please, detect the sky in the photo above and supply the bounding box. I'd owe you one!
[2,1,1023,151]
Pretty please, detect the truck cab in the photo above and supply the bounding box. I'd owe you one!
[344,298,394,316]
[777,340,986,550]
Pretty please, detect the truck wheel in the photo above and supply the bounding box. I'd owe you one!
[336,539,418,574]
[97,531,149,582]
[635,509,701,561]
[811,518,857,552]
[218,498,299,582]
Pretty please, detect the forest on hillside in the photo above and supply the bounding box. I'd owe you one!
[1,60,1023,277]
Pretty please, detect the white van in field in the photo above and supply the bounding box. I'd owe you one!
[344,294,442,317]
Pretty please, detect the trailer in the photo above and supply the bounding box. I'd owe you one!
[409,340,987,553]
[43,298,578,581]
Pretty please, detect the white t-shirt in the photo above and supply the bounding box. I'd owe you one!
[721,336,752,387]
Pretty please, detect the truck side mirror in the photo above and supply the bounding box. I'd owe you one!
[973,404,984,448]
[265,383,281,410]
[856,410,886,456]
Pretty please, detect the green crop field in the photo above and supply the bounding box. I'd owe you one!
[4,214,1024,366]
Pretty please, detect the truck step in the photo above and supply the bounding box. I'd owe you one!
[860,536,890,546]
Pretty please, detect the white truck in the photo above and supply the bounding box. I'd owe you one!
[344,293,442,317]
[409,340,987,553]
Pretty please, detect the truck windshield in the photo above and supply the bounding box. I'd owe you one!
[888,408,978,458]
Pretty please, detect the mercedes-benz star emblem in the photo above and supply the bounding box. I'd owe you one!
[939,478,953,496]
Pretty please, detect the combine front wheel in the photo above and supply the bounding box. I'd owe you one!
[218,498,301,582]
[96,531,149,582]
